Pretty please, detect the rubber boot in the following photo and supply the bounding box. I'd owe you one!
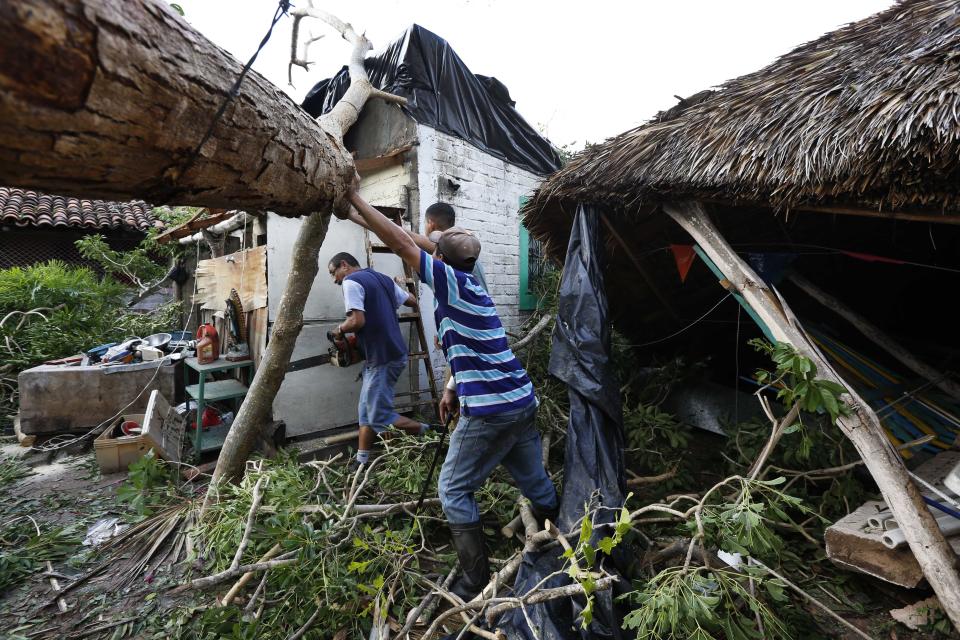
[531,504,560,530]
[449,521,490,601]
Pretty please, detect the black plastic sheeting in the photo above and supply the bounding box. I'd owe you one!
[496,204,628,639]
[301,25,562,176]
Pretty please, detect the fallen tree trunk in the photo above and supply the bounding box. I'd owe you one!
[0,0,352,214]
[664,200,960,631]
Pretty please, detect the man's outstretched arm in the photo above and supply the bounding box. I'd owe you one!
[345,204,436,253]
[348,189,421,272]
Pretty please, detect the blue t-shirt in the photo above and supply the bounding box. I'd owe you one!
[419,250,535,417]
[343,269,407,366]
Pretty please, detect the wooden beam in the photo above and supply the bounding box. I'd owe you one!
[703,199,960,226]
[663,200,960,631]
[599,211,679,320]
[787,271,960,401]
[355,144,414,174]
[154,209,232,244]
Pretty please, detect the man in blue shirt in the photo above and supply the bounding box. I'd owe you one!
[328,252,430,469]
[346,188,558,600]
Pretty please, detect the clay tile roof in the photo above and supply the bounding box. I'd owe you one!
[0,187,160,232]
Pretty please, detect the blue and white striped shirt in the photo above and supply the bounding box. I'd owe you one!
[419,250,536,417]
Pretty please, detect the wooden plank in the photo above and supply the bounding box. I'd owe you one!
[355,144,413,174]
[826,452,960,587]
[788,271,960,401]
[250,307,269,369]
[702,198,960,226]
[358,165,409,209]
[154,209,232,244]
[193,245,267,312]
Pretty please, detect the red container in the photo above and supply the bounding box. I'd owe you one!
[196,323,219,364]
[190,407,222,431]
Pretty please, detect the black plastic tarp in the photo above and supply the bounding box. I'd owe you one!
[301,24,562,176]
[496,204,628,639]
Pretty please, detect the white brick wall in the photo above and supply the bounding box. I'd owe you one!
[415,125,544,377]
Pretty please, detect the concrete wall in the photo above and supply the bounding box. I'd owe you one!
[267,164,414,437]
[414,124,544,376]
[18,362,175,435]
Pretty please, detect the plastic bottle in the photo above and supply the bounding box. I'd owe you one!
[196,323,219,364]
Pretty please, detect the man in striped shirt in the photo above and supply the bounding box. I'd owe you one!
[347,187,558,600]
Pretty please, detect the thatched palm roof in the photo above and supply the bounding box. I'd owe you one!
[527,0,960,226]
[523,0,960,345]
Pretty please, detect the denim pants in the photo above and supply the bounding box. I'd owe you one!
[438,402,558,525]
[357,358,407,432]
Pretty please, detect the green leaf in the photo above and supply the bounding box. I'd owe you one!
[821,389,840,422]
[347,560,371,573]
[580,514,593,544]
[597,536,616,555]
[580,575,596,596]
[582,543,596,568]
[580,596,594,628]
[764,580,787,602]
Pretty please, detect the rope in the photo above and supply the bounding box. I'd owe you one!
[168,0,291,187]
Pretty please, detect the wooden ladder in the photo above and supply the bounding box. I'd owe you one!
[364,213,441,420]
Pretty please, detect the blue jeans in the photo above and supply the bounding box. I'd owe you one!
[438,402,558,525]
[357,358,406,432]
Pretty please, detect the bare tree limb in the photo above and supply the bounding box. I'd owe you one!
[230,475,266,572]
[220,542,282,607]
[509,314,553,351]
[626,466,678,487]
[171,552,298,594]
[750,558,875,640]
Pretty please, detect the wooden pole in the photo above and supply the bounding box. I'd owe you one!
[663,201,960,631]
[786,271,960,401]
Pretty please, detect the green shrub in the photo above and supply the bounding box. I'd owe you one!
[0,260,181,427]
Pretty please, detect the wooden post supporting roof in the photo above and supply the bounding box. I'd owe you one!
[663,200,960,630]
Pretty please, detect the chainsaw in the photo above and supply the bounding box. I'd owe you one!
[284,330,365,373]
[325,330,364,367]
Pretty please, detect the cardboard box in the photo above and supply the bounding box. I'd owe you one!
[94,391,184,473]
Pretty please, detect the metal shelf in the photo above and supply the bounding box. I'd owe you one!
[185,379,249,402]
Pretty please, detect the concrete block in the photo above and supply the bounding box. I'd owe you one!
[825,452,960,587]
[18,362,176,435]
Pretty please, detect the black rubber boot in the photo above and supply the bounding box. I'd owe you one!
[531,504,560,530]
[449,521,490,601]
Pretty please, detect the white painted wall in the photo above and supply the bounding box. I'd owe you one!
[414,124,544,377]
[265,126,545,435]
[266,165,413,436]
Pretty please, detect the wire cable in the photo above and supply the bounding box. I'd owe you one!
[168,1,291,188]
[628,293,733,348]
